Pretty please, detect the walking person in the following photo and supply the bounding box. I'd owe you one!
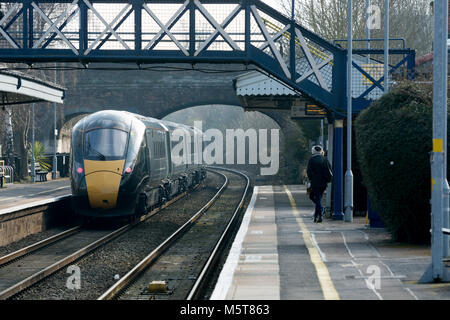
[307,145,332,223]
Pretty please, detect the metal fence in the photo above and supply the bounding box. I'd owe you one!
[0,161,14,186]
[4,166,14,183]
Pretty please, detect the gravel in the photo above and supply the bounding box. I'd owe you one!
[118,172,248,300]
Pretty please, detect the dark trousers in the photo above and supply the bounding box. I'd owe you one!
[310,186,326,219]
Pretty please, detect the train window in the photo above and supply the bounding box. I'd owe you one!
[160,137,167,158]
[159,141,164,158]
[71,127,84,162]
[146,130,152,159]
[84,129,128,160]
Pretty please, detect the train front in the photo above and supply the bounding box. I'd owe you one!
[70,111,145,218]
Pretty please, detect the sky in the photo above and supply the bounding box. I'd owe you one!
[260,0,286,13]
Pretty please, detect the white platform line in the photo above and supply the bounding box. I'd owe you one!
[311,233,327,262]
[341,232,356,259]
[210,186,259,300]
[405,287,419,300]
[0,194,71,217]
[0,186,70,202]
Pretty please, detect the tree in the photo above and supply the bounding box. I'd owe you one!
[354,82,434,243]
[13,104,31,179]
[0,3,67,180]
[3,104,15,171]
[278,0,433,56]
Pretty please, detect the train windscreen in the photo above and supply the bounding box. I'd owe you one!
[84,129,128,160]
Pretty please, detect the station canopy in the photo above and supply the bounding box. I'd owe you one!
[0,64,65,106]
[234,70,303,111]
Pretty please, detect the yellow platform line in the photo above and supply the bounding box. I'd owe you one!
[262,18,334,66]
[284,185,340,300]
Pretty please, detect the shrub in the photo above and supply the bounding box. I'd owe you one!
[28,141,52,172]
[355,82,436,244]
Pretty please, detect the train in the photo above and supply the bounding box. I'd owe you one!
[70,110,206,219]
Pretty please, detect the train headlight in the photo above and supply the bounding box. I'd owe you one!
[125,167,132,174]
[77,167,84,174]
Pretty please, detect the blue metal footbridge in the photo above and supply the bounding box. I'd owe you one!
[0,0,416,217]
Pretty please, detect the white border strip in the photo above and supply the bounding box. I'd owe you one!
[0,194,71,217]
[210,186,259,300]
[0,73,65,104]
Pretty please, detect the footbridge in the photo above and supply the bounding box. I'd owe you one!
[0,0,350,113]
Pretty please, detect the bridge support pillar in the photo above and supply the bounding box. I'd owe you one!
[333,119,344,220]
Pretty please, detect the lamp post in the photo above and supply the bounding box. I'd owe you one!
[384,0,389,92]
[31,103,35,183]
[291,0,295,21]
[366,0,370,63]
[344,0,353,222]
[430,0,449,281]
[52,102,57,180]
[421,0,450,283]
[52,66,57,180]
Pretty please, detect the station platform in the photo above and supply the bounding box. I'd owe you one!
[0,179,71,213]
[211,185,450,300]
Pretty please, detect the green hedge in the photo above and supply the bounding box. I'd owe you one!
[355,82,436,244]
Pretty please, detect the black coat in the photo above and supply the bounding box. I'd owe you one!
[307,155,332,188]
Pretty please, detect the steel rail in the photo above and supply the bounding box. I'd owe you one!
[97,169,228,300]
[0,223,131,300]
[0,181,201,300]
[0,226,81,266]
[186,167,250,300]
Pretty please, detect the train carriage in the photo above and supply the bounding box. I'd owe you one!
[70,110,206,219]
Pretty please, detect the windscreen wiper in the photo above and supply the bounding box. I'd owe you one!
[87,143,106,160]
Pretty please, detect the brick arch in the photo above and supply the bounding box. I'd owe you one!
[57,65,300,154]
[61,64,245,121]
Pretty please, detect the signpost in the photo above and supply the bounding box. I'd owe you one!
[291,103,326,120]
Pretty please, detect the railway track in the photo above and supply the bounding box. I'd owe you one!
[1,168,249,300]
[99,167,250,300]
[0,170,225,300]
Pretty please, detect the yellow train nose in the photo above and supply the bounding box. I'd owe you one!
[84,160,125,209]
